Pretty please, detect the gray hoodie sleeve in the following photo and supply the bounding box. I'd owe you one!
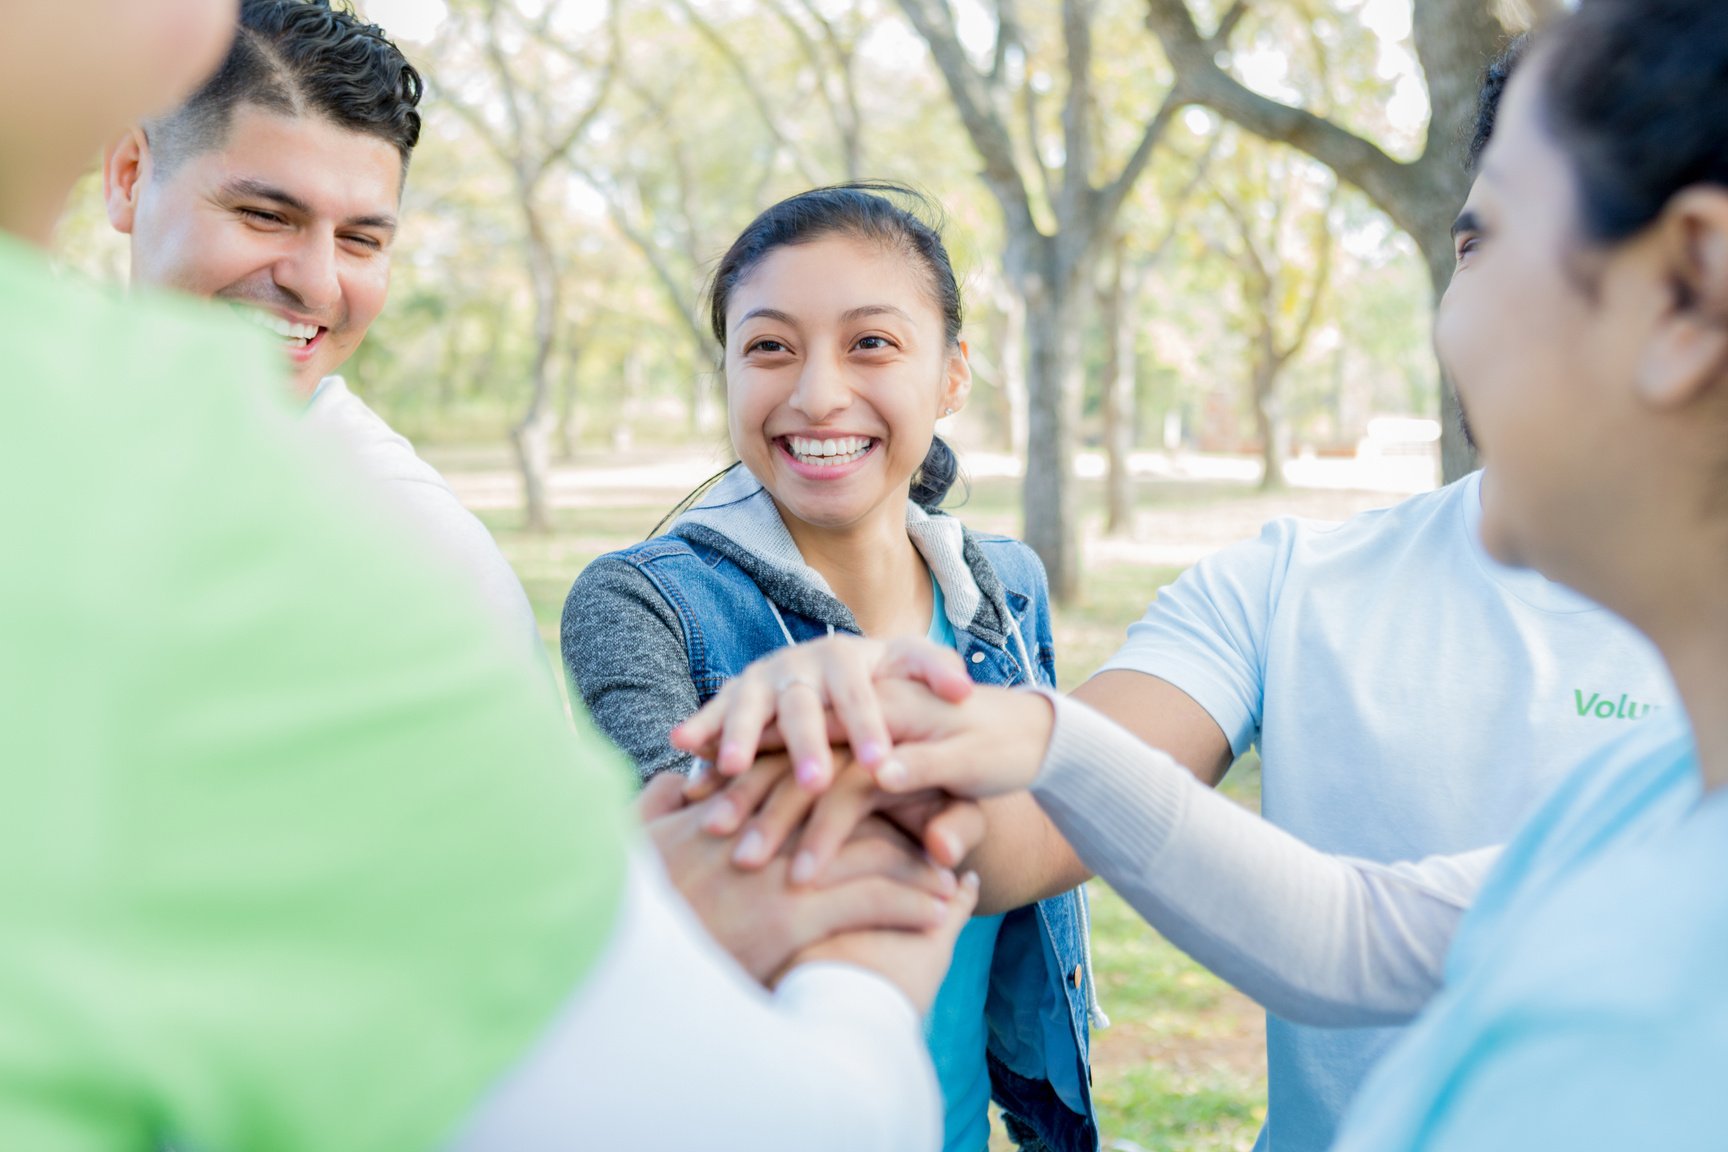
[1030,692,1497,1027]
[561,558,700,783]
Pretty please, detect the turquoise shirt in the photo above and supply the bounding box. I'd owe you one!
[1334,715,1728,1150]
[923,572,1007,1152]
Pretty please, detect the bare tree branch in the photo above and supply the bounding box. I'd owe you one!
[1094,86,1182,241]
[529,1,620,182]
[1143,0,1426,237]
[1021,79,1059,219]
[668,0,824,187]
[1057,0,1092,223]
[895,0,1038,235]
[1141,132,1220,267]
[1279,187,1335,363]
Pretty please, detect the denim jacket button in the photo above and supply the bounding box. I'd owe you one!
[1072,963,1083,990]
[970,650,986,664]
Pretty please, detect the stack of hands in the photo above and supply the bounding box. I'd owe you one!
[637,633,1059,1011]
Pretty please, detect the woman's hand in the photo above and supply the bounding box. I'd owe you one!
[688,752,988,885]
[670,634,974,791]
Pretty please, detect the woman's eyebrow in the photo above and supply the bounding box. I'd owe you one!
[840,304,913,323]
[738,307,798,327]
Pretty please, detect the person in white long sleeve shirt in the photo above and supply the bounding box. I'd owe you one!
[4,2,975,1149]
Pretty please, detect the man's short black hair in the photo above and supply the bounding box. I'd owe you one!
[1465,33,1529,173]
[147,0,422,177]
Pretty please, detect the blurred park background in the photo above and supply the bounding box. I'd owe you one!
[50,0,1560,1145]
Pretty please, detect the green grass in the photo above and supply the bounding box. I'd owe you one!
[485,471,1268,1152]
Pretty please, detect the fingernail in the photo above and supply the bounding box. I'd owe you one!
[961,870,981,893]
[876,759,907,789]
[702,798,736,834]
[856,740,887,766]
[928,896,949,924]
[733,829,766,866]
[934,868,958,896]
[719,742,744,772]
[934,829,962,865]
[790,851,818,886]
[794,758,825,790]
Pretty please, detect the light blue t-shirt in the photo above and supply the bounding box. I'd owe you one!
[923,572,1007,1152]
[1333,715,1727,1150]
[1100,470,1677,1152]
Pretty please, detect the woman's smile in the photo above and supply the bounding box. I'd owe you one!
[777,434,880,477]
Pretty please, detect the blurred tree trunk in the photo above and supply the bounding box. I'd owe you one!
[1098,245,1138,535]
[1211,179,1332,491]
[513,196,560,531]
[555,322,585,462]
[1144,0,1529,483]
[436,0,619,532]
[989,274,1029,456]
[1097,142,1213,534]
[897,0,1192,601]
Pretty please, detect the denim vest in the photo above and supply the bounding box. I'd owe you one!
[609,526,1099,1152]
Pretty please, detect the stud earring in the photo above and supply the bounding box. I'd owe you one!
[943,407,955,416]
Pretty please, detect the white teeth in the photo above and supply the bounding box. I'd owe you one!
[237,308,319,345]
[786,435,873,466]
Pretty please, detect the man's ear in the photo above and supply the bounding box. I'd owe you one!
[1637,187,1728,409]
[941,339,973,416]
[103,127,151,235]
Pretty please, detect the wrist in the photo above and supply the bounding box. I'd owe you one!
[1000,686,1056,788]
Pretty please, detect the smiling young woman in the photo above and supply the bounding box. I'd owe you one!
[561,184,1100,1152]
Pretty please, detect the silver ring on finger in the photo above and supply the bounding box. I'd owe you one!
[774,673,822,696]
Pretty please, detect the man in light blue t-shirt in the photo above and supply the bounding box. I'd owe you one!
[1077,468,1674,1152]
[1069,38,1675,1152]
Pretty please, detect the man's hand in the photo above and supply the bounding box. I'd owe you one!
[638,775,962,984]
[857,679,1056,798]
[792,871,982,1015]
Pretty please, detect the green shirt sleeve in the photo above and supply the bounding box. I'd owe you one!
[0,236,629,1152]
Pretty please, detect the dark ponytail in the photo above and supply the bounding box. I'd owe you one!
[910,435,964,511]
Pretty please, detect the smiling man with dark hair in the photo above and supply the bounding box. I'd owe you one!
[103,0,539,654]
[107,0,418,394]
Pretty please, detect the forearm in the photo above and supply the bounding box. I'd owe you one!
[966,793,1090,915]
[447,846,941,1151]
[563,560,701,781]
[1030,694,1495,1027]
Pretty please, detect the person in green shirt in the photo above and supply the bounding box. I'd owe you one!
[0,1,977,1148]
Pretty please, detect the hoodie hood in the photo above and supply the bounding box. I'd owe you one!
[672,465,1017,644]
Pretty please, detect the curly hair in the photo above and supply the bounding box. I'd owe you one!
[1464,33,1528,173]
[147,0,422,177]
